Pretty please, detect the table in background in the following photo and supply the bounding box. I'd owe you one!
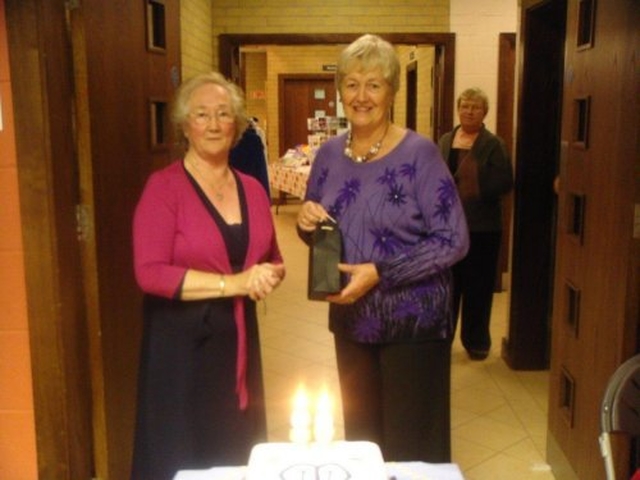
[268,163,310,213]
[175,462,465,479]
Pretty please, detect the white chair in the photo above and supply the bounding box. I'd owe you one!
[599,354,640,480]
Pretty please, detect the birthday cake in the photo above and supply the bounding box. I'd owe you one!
[246,441,387,480]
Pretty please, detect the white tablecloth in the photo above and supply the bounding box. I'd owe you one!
[174,462,465,479]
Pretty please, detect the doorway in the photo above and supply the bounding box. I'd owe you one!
[502,0,567,370]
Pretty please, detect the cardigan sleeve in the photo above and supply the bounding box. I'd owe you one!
[132,171,188,298]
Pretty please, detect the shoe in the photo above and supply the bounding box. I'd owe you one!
[467,349,489,361]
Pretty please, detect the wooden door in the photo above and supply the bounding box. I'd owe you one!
[76,1,181,478]
[6,1,180,478]
[278,75,337,156]
[546,0,640,478]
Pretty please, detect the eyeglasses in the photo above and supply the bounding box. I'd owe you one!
[189,109,235,126]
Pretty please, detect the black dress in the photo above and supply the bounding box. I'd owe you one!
[131,179,267,480]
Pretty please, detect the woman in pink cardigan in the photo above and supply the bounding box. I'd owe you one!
[131,72,285,480]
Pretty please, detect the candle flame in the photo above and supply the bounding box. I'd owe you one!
[290,385,335,444]
[314,388,335,444]
[290,384,312,444]
[293,384,309,410]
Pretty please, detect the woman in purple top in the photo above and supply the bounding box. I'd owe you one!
[131,72,285,479]
[297,35,469,462]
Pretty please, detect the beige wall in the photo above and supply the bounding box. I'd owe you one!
[450,0,518,132]
[181,0,214,80]
[395,44,436,138]
[243,49,268,130]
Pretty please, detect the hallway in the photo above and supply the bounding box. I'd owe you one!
[257,202,556,479]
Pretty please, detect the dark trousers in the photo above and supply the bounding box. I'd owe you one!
[452,230,502,353]
[334,335,451,463]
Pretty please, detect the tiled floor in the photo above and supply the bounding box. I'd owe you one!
[258,202,556,480]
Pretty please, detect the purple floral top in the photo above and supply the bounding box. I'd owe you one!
[305,130,469,343]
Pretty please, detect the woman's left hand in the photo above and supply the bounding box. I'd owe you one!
[326,262,379,305]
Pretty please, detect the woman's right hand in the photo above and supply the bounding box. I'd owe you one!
[297,201,332,232]
[244,262,286,301]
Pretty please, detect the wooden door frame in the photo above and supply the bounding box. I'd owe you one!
[218,33,456,135]
[494,32,516,292]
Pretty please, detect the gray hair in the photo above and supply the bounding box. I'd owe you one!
[457,87,489,114]
[336,34,401,94]
[172,71,249,146]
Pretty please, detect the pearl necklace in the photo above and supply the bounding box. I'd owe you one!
[344,124,390,163]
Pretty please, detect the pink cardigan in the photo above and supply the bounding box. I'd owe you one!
[133,160,282,408]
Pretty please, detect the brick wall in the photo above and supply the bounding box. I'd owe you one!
[243,49,268,129]
[181,0,214,80]
[0,0,38,478]
[211,0,450,64]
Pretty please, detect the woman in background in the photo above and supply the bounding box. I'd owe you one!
[297,34,468,462]
[131,72,285,480]
[438,87,513,361]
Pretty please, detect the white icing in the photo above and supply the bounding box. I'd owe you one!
[246,441,387,480]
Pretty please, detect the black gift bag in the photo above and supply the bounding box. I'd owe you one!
[307,220,343,301]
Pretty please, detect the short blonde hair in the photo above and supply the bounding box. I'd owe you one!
[457,87,489,114]
[336,34,401,94]
[172,71,249,146]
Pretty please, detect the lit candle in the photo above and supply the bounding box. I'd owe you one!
[289,385,311,444]
[313,389,334,444]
